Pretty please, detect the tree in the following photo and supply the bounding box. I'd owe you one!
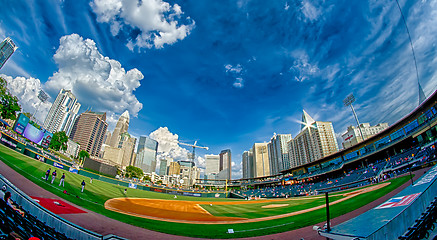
[0,77,21,120]
[49,131,69,151]
[125,165,143,179]
[143,175,151,182]
[78,150,90,164]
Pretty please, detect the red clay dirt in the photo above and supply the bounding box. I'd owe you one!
[104,182,389,224]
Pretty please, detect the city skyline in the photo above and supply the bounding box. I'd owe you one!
[1,1,437,178]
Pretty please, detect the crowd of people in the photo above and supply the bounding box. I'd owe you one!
[234,143,436,199]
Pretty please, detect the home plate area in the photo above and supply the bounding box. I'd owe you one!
[31,197,86,214]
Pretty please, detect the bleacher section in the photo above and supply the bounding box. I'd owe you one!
[235,144,436,199]
[0,174,125,240]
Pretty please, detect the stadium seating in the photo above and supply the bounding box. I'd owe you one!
[399,197,437,240]
[0,197,74,240]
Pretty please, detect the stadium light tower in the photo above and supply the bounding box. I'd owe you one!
[343,93,365,143]
[32,89,49,124]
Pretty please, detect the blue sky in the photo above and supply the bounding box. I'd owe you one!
[1,0,436,178]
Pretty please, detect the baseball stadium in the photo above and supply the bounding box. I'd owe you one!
[0,90,436,239]
[1,1,437,240]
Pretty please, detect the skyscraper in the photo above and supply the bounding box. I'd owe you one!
[43,89,81,136]
[0,37,17,69]
[252,143,270,177]
[135,136,158,174]
[107,110,129,147]
[242,150,254,179]
[103,111,137,167]
[205,154,220,178]
[70,111,107,157]
[268,133,292,175]
[158,158,168,176]
[289,110,338,168]
[118,132,136,166]
[218,149,231,180]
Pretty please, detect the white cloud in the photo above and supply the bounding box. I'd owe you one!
[231,161,242,179]
[149,127,206,168]
[284,2,290,11]
[225,64,243,74]
[289,54,319,82]
[225,64,245,88]
[300,0,321,22]
[233,77,244,88]
[1,74,51,123]
[44,34,143,118]
[0,24,5,39]
[90,0,195,49]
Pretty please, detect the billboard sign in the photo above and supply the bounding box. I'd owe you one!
[23,124,45,144]
[13,113,29,135]
[38,130,53,149]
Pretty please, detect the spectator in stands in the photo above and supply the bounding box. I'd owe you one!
[59,173,65,187]
[51,170,57,184]
[81,180,86,193]
[3,191,24,216]
[0,185,6,199]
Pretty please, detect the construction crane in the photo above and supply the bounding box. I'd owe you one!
[159,139,208,188]
[176,140,208,188]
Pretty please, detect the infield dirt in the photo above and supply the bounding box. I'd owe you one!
[105,182,390,224]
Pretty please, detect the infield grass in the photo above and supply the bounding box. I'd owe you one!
[0,144,411,238]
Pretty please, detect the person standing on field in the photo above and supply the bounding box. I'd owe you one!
[81,180,86,192]
[45,168,51,181]
[51,170,57,184]
[59,173,65,187]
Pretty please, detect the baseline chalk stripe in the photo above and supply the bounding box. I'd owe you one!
[376,193,421,209]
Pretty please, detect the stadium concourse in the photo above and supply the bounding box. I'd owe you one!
[0,159,430,240]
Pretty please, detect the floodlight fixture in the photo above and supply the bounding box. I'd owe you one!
[343,94,355,107]
[343,93,365,142]
[38,90,49,102]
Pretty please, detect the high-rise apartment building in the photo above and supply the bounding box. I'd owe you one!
[289,110,338,168]
[205,154,220,178]
[0,37,17,69]
[134,136,158,173]
[268,133,292,175]
[167,161,181,175]
[342,123,389,149]
[242,150,254,179]
[252,143,270,178]
[218,149,231,180]
[70,111,107,157]
[43,89,81,136]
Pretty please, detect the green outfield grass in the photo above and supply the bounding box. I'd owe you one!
[0,144,411,238]
[202,195,343,219]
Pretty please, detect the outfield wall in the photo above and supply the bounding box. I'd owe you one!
[0,133,229,198]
